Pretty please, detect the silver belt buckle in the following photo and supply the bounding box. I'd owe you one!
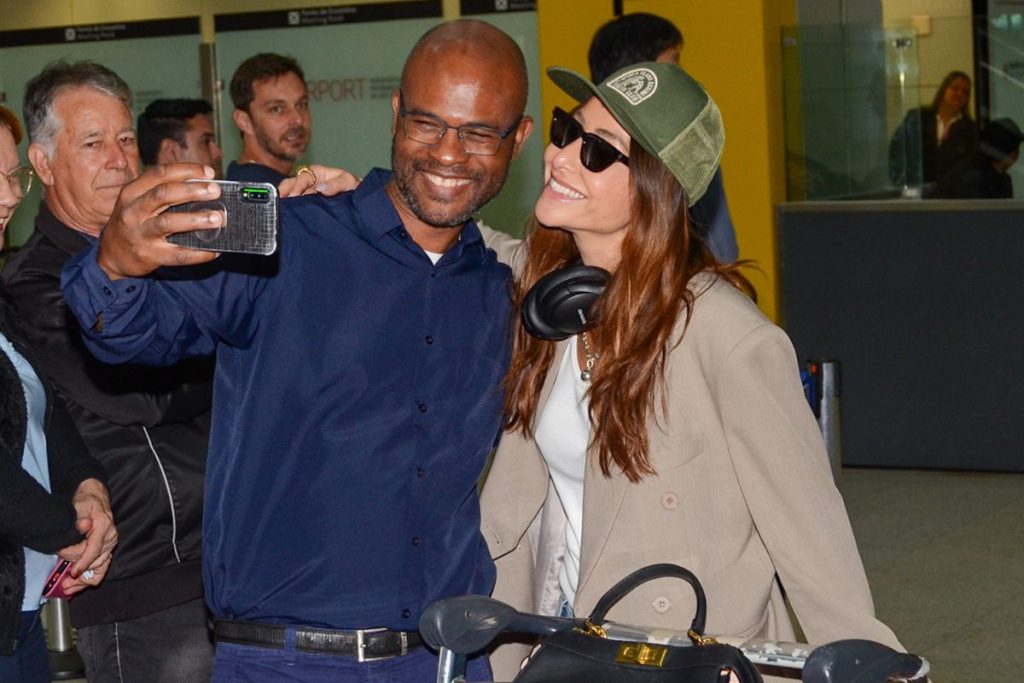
[356,627,405,662]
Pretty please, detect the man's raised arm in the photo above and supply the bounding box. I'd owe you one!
[62,163,247,366]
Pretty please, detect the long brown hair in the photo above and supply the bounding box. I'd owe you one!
[930,70,972,117]
[504,141,753,482]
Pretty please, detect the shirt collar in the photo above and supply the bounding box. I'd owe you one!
[34,202,95,255]
[353,168,484,262]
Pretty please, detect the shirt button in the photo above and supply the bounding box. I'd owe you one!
[102,286,111,296]
[417,467,425,478]
[430,271,437,278]
[661,492,679,511]
[412,537,421,547]
[425,335,433,345]
[402,609,411,619]
[126,285,136,293]
[418,403,428,413]
[652,596,672,614]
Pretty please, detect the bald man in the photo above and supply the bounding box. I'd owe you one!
[61,20,533,681]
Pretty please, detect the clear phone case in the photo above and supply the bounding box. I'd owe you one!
[166,180,278,255]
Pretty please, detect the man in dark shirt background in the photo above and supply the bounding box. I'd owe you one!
[62,20,533,682]
[225,53,311,184]
[137,98,223,175]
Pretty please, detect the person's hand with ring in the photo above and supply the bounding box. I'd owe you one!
[278,164,362,198]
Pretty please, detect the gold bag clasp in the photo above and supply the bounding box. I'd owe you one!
[615,642,668,667]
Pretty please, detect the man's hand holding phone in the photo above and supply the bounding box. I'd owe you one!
[97,163,224,281]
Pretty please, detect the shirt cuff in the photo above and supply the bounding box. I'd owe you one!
[61,244,150,342]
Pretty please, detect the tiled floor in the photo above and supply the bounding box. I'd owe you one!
[50,467,1023,682]
[838,467,1024,682]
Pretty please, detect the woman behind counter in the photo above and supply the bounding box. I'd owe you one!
[0,104,116,682]
[480,63,906,679]
[889,69,977,190]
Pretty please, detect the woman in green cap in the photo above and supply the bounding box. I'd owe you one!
[479,62,906,679]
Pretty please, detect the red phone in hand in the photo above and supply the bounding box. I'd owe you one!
[42,559,73,599]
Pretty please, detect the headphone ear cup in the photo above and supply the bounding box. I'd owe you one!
[521,265,610,341]
[522,281,567,340]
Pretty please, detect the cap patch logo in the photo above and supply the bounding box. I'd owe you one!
[607,68,658,105]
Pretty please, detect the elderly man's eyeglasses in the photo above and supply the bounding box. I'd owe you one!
[2,167,33,199]
[398,92,520,156]
[550,107,629,173]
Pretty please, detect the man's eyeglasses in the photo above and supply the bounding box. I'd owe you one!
[550,107,629,173]
[2,167,33,199]
[398,92,519,157]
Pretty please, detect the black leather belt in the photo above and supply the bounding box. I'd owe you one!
[213,619,423,661]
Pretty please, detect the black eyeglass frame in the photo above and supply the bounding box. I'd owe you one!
[549,106,630,173]
[397,91,521,157]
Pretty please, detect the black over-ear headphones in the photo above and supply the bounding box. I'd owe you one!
[521,264,610,341]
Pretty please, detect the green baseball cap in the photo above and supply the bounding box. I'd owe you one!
[547,61,724,203]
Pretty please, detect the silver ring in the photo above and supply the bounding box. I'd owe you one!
[82,569,95,580]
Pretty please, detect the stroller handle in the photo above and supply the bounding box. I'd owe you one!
[423,595,930,683]
[420,595,575,654]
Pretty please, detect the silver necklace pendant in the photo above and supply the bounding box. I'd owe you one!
[580,332,597,382]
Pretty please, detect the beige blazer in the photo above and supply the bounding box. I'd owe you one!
[479,275,903,680]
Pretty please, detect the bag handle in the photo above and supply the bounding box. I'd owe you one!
[586,563,708,636]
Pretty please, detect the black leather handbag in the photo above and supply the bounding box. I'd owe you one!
[512,563,763,683]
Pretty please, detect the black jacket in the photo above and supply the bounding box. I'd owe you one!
[1,205,213,628]
[936,153,1014,199]
[889,106,978,188]
[0,289,105,655]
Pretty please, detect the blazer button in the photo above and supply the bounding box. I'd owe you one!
[660,492,679,510]
[652,596,672,614]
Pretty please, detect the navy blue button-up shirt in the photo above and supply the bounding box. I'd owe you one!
[62,169,513,629]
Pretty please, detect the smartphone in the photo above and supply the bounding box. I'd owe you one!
[42,558,73,599]
[166,180,278,256]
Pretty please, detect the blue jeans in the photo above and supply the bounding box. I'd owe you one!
[76,597,213,683]
[0,610,50,682]
[212,639,493,682]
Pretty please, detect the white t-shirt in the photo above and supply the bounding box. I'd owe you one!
[936,112,962,144]
[534,336,591,606]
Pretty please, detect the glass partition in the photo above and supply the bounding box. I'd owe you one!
[784,14,1024,201]
[977,11,1024,199]
[782,24,920,200]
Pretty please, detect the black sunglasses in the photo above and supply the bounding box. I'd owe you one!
[550,106,629,173]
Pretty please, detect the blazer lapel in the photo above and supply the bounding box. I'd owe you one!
[485,339,570,553]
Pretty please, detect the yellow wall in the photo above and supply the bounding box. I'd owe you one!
[1,0,794,318]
